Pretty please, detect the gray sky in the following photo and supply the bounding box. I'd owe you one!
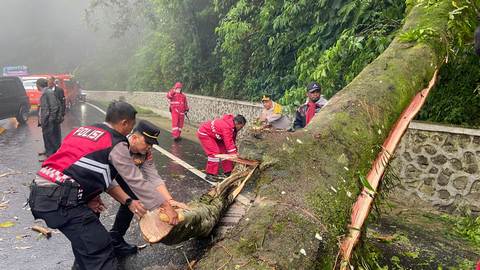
[0,0,104,74]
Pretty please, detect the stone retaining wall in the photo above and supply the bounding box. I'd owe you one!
[84,90,263,126]
[392,121,480,211]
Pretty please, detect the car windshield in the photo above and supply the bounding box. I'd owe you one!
[22,80,37,91]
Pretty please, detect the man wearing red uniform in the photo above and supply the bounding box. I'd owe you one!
[197,114,246,181]
[166,82,189,141]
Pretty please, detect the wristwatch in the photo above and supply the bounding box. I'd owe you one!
[125,198,132,207]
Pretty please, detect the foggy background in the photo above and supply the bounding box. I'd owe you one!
[0,0,142,89]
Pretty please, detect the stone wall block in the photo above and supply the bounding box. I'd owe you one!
[416,155,429,169]
[431,134,446,145]
[428,167,439,174]
[414,132,428,143]
[472,136,480,145]
[449,158,462,171]
[419,183,435,197]
[431,154,447,165]
[423,144,437,155]
[405,164,422,179]
[402,152,413,162]
[462,151,478,174]
[437,189,451,200]
[458,134,472,148]
[437,172,450,186]
[442,137,458,153]
[452,176,468,190]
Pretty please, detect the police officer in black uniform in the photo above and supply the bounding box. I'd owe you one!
[29,101,147,270]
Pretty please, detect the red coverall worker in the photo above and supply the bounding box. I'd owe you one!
[197,114,238,176]
[166,82,188,140]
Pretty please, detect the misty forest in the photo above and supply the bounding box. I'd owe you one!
[1,0,480,269]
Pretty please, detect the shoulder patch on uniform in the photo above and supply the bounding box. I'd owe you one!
[273,103,283,114]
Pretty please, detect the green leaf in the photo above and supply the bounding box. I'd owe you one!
[359,174,376,193]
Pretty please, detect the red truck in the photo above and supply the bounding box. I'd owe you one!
[21,74,81,111]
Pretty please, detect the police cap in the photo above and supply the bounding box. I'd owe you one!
[134,120,160,145]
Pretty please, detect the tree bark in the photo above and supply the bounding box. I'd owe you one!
[139,164,257,245]
[191,1,467,269]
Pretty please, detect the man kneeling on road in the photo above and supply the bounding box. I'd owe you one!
[29,101,178,270]
[197,114,246,182]
[109,119,187,257]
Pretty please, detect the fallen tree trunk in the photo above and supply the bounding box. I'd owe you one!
[188,1,477,269]
[139,164,258,245]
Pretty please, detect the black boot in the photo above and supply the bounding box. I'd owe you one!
[110,231,137,257]
[205,174,222,182]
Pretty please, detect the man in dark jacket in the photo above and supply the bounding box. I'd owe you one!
[292,82,328,130]
[37,78,62,158]
[48,76,66,120]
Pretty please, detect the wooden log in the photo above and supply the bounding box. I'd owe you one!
[139,164,257,245]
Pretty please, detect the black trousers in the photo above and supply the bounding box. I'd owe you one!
[30,187,116,270]
[110,182,138,237]
[42,123,61,156]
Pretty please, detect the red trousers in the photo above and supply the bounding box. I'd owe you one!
[171,109,185,139]
[197,132,233,175]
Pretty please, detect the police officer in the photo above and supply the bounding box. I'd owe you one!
[109,120,185,256]
[28,101,176,270]
[258,94,290,130]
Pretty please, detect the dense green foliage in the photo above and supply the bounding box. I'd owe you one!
[403,0,480,127]
[441,213,480,246]
[417,48,480,127]
[216,0,406,103]
[85,0,406,100]
[85,0,480,126]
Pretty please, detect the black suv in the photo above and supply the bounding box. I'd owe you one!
[0,76,30,124]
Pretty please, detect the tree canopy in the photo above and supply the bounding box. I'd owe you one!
[83,0,480,126]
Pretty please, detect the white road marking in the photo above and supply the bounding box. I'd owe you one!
[86,102,107,114]
[85,102,214,185]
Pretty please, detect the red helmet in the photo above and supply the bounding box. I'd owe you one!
[174,82,183,89]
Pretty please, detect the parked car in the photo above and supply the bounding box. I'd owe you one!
[79,89,86,103]
[21,74,82,111]
[0,76,30,124]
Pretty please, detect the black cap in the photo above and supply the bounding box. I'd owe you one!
[307,82,321,93]
[134,120,160,145]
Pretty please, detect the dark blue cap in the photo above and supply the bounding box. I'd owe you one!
[134,120,160,145]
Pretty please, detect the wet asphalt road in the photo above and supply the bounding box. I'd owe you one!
[0,103,211,270]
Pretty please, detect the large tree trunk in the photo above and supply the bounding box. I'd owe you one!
[191,1,470,269]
